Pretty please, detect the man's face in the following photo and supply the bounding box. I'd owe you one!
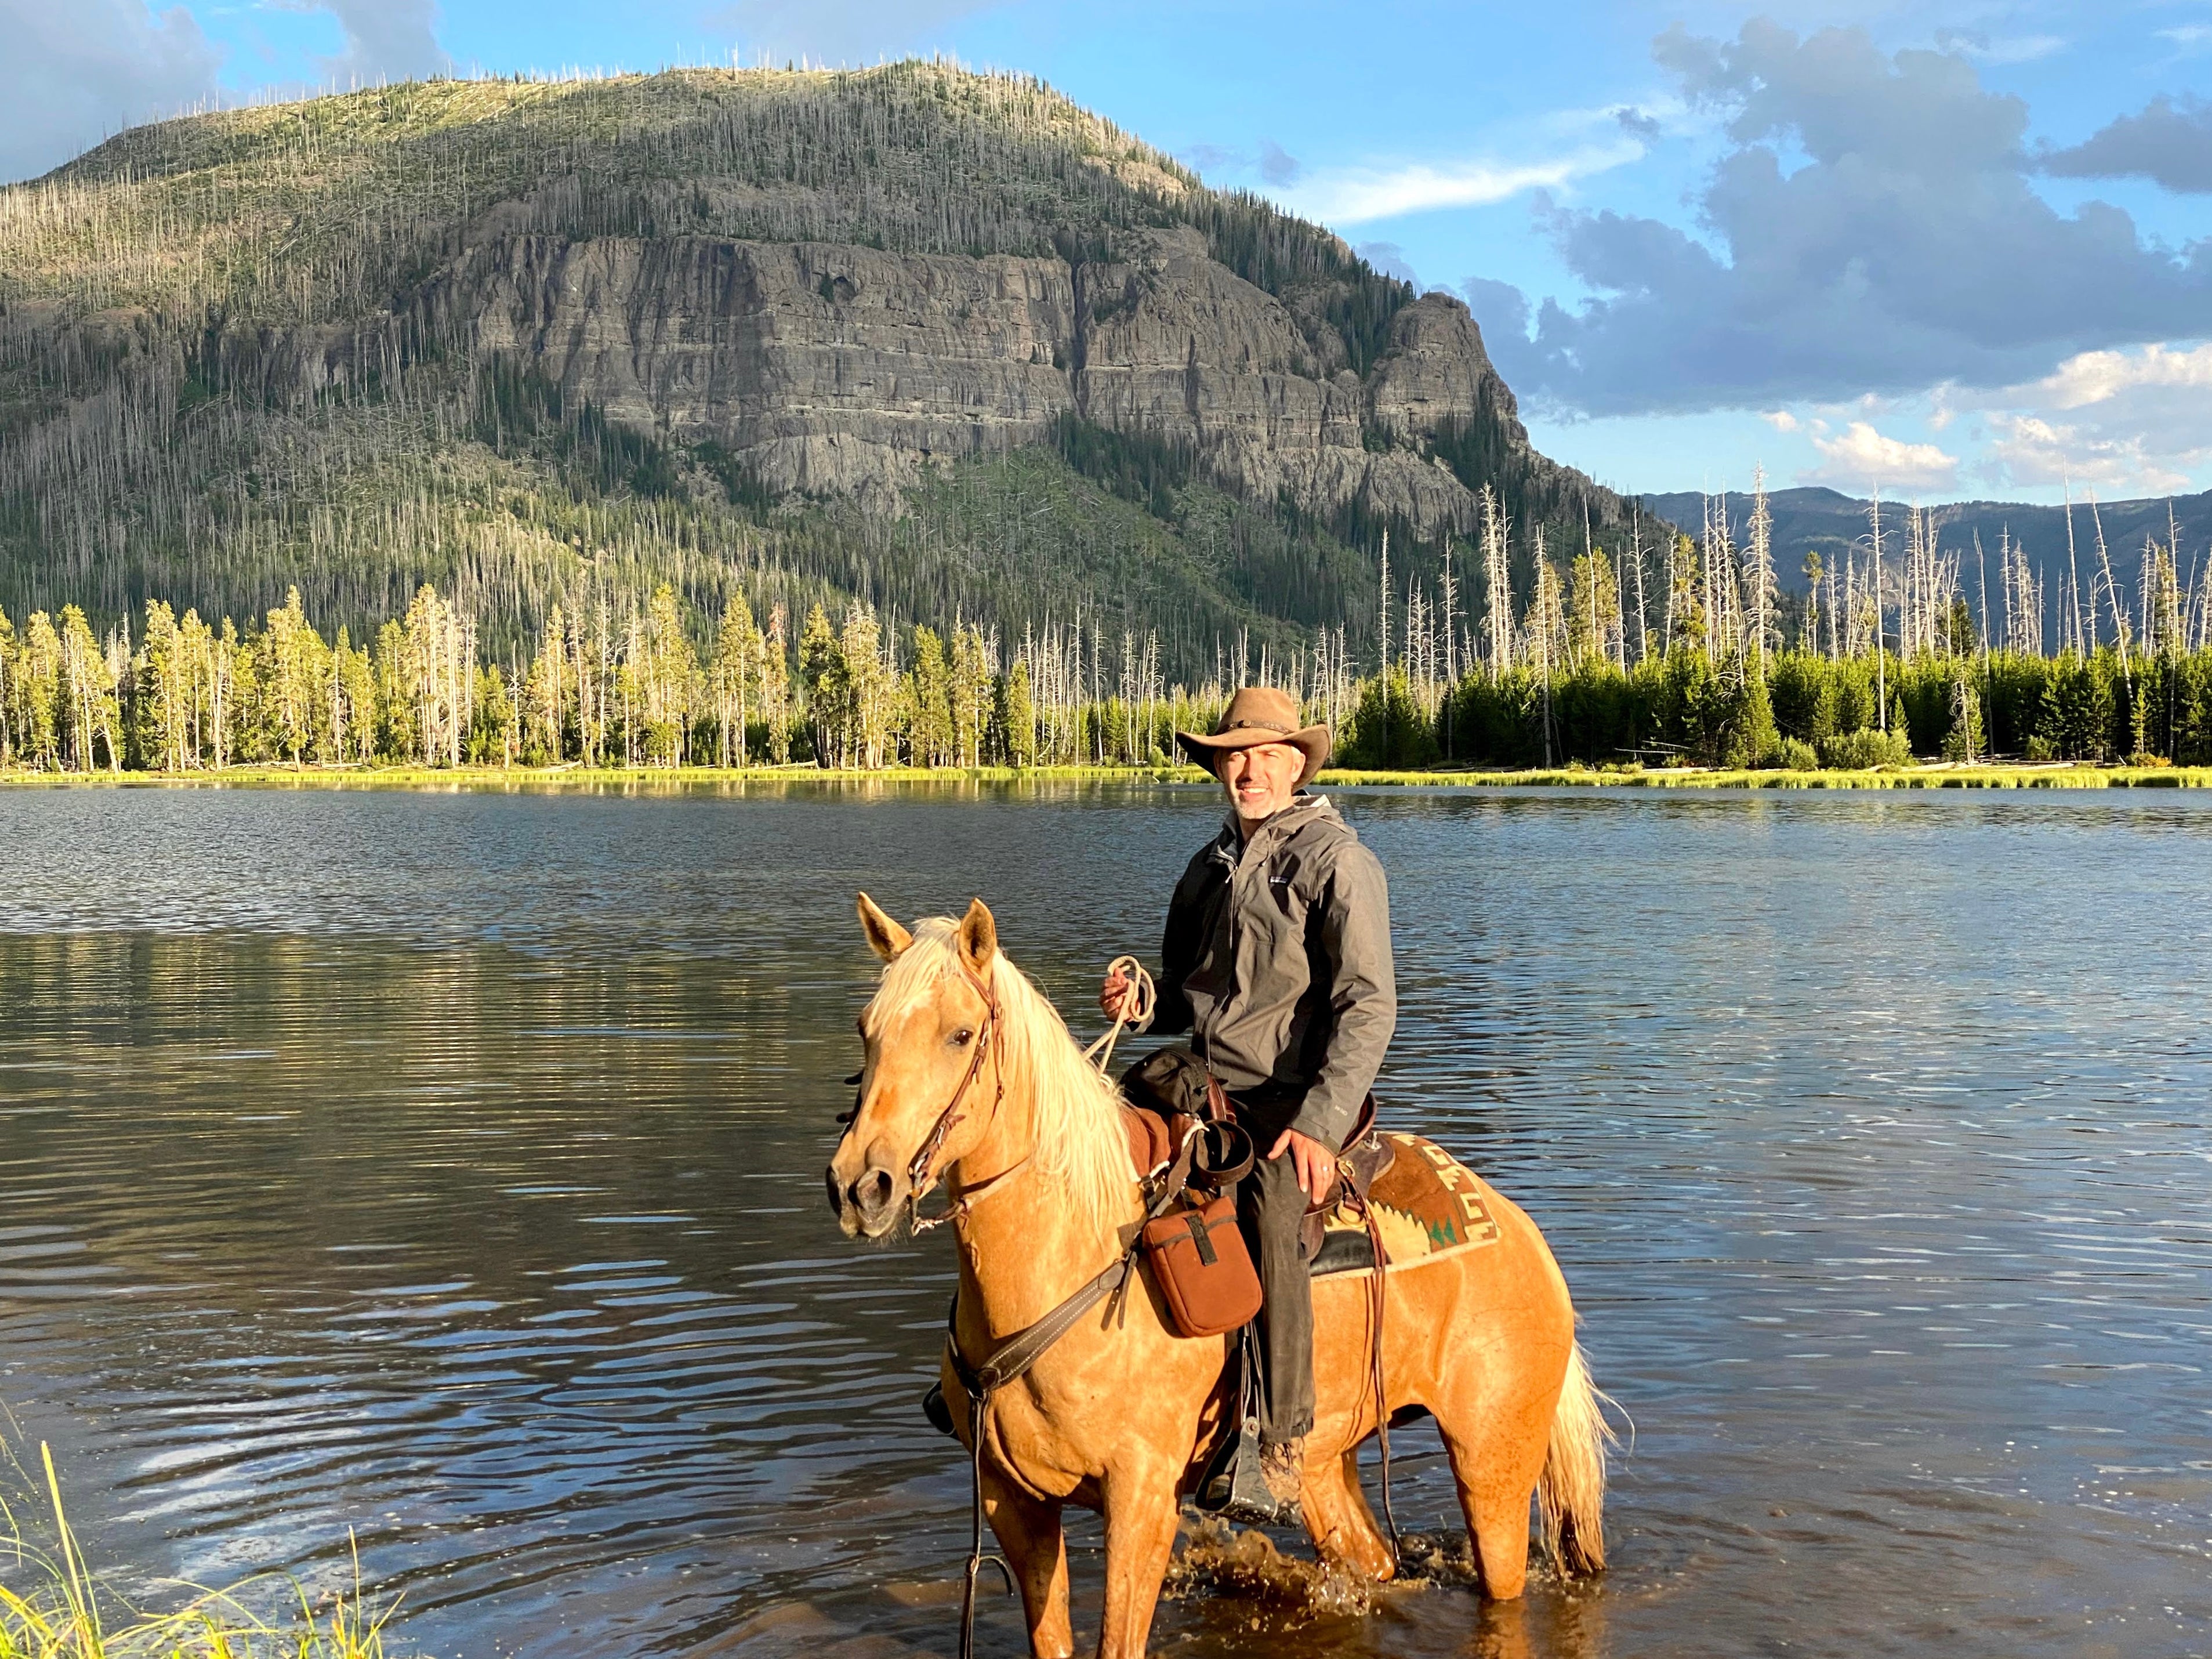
[1219,742,1304,828]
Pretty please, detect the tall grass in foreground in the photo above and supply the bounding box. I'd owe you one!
[0,1444,409,1659]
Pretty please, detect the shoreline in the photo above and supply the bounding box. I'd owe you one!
[5,762,2210,791]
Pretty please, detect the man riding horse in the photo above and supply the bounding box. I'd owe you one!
[1101,685,1395,1521]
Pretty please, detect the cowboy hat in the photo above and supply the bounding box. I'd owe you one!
[1175,686,1331,787]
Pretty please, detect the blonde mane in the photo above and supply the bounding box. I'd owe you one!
[871,918,1136,1233]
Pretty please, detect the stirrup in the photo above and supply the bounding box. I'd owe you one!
[1196,1414,1299,1526]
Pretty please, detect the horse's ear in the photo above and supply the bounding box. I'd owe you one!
[956,897,997,975]
[856,892,912,961]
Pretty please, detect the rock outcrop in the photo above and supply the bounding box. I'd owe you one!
[442,223,1572,537]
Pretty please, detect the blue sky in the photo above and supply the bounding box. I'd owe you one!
[7,0,2209,505]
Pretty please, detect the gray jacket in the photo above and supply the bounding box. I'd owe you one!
[1151,794,1396,1150]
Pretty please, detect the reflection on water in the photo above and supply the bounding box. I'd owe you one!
[2,782,2209,1658]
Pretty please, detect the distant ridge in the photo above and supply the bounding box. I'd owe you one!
[1641,487,2212,602]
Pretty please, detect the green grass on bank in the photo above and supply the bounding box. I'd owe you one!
[1,1443,409,1659]
[0,763,1194,789]
[1317,763,2212,790]
[7,762,2212,792]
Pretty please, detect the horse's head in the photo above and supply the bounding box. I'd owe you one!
[826,893,1003,1240]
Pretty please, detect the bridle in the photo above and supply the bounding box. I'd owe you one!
[840,955,1015,1236]
[905,957,1015,1233]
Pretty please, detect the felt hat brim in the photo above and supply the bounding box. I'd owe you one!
[1175,723,1332,787]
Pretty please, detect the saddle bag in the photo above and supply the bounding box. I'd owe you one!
[1122,1050,1261,1339]
[1138,1190,1261,1338]
[1119,1046,1224,1122]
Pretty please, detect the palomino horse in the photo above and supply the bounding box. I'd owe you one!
[828,895,1608,1659]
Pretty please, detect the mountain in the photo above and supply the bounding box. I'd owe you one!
[0,64,1643,676]
[1641,485,2212,617]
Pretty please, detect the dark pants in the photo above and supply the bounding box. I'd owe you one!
[1235,1123,1315,1446]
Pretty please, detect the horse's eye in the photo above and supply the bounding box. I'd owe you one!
[949,1028,974,1047]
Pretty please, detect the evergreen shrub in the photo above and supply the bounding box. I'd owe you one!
[1818,727,1914,770]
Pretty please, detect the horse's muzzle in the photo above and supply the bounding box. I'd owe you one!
[826,1156,905,1240]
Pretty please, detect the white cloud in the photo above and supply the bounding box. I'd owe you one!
[1800,421,1960,490]
[1181,136,1305,188]
[1483,23,2212,418]
[2157,24,2212,53]
[1762,409,1800,432]
[2031,340,2212,410]
[1978,415,2193,493]
[1963,341,2212,492]
[313,0,449,82]
[1355,241,1420,286]
[1256,138,1301,187]
[1529,89,1702,143]
[0,0,222,181]
[1278,140,1642,226]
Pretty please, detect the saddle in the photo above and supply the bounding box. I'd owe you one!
[1300,1093,1395,1261]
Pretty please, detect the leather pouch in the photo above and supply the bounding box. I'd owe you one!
[1140,1191,1262,1338]
[1119,1045,1218,1121]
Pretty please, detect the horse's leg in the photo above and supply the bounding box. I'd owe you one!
[1301,1446,1394,1579]
[1434,1382,1551,1600]
[1094,1464,1180,1659]
[983,1469,1073,1658]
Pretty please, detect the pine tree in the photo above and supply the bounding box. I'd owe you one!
[20,611,60,771]
[949,624,990,767]
[709,595,764,766]
[335,626,373,765]
[907,624,954,767]
[637,584,697,765]
[471,665,517,764]
[263,587,324,765]
[57,606,119,771]
[523,604,570,765]
[840,603,894,769]
[761,604,793,764]
[139,599,191,771]
[798,603,847,767]
[0,605,17,767]
[998,659,1036,766]
[1943,662,1985,763]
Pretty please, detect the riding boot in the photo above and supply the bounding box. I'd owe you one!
[1259,1437,1306,1515]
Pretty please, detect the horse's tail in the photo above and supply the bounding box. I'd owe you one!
[1537,1342,1615,1575]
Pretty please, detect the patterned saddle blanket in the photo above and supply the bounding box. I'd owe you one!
[1310,1133,1503,1278]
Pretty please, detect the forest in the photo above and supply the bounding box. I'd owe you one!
[6,480,2208,774]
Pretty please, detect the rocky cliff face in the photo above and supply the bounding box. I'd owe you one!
[438,222,1563,537]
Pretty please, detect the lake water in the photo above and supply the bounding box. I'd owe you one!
[1,780,2207,1659]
